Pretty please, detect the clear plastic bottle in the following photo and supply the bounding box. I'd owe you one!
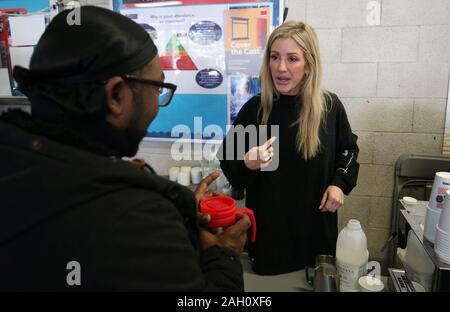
[336,219,369,292]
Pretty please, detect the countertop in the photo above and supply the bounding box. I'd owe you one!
[241,253,312,292]
[241,253,390,292]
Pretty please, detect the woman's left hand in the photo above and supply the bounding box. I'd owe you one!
[319,185,344,213]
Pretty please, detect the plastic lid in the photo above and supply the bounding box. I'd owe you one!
[403,196,417,205]
[436,172,450,179]
[347,219,362,230]
[199,196,257,243]
[200,196,235,211]
[358,276,384,292]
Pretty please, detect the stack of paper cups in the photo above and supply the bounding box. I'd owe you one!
[424,206,441,243]
[423,172,450,243]
[191,167,202,185]
[177,171,190,186]
[429,172,450,210]
[169,167,180,182]
[434,189,450,264]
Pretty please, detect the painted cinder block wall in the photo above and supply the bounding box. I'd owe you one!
[285,0,450,264]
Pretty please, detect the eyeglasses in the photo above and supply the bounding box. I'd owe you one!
[122,74,177,107]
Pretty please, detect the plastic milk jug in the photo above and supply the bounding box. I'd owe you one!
[336,219,368,292]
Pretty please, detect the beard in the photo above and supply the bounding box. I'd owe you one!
[121,88,148,157]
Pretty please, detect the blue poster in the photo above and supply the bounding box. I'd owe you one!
[117,1,283,142]
[0,0,49,12]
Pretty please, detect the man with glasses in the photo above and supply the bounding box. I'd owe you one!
[0,6,250,291]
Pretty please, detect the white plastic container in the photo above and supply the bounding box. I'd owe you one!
[336,219,369,292]
[190,167,202,185]
[169,166,180,182]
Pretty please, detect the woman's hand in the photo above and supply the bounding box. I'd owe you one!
[319,185,344,213]
[244,136,277,170]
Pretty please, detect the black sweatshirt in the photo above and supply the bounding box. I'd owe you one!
[219,93,359,275]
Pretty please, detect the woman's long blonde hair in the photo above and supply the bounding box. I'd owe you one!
[259,21,329,160]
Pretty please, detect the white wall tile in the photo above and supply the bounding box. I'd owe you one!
[323,63,377,97]
[377,63,449,98]
[419,25,450,63]
[353,131,374,164]
[373,133,443,165]
[306,0,372,28]
[352,164,394,197]
[285,0,306,22]
[340,195,371,228]
[139,140,175,155]
[382,0,450,26]
[340,195,392,230]
[368,196,393,229]
[413,99,447,134]
[342,27,419,62]
[342,98,414,132]
[316,29,341,63]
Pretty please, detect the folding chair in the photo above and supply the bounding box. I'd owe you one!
[388,154,450,267]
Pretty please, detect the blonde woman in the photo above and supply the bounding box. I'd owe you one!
[219,21,359,275]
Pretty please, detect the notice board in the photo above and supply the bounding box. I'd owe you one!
[115,0,284,142]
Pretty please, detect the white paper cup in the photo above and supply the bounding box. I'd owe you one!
[435,244,450,259]
[177,171,190,186]
[438,189,450,233]
[435,225,450,255]
[435,247,450,262]
[429,172,450,210]
[358,276,384,292]
[436,224,450,240]
[435,229,450,246]
[435,247,450,264]
[191,167,202,185]
[423,205,441,243]
[169,166,180,182]
[434,243,450,257]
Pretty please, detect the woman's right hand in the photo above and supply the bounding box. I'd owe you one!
[244,137,277,170]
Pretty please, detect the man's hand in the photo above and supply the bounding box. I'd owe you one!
[319,185,344,212]
[200,214,251,255]
[194,171,222,203]
[244,137,277,170]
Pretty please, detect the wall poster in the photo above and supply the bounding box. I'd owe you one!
[117,0,284,142]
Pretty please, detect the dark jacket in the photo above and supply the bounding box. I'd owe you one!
[0,111,243,291]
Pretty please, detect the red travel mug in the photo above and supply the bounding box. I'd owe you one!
[199,195,256,243]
